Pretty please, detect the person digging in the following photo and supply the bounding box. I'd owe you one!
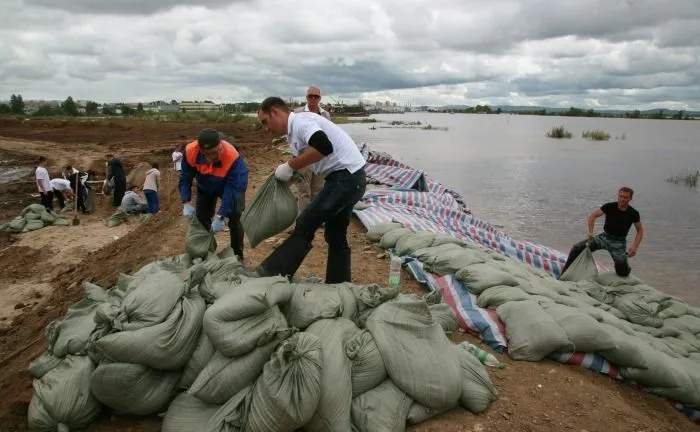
[255,96,367,283]
[560,186,644,278]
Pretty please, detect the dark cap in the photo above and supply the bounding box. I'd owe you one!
[198,128,221,149]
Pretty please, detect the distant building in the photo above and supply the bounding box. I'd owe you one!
[179,101,221,112]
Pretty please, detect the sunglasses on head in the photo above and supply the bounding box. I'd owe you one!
[306,94,320,99]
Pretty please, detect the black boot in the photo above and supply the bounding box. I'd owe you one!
[325,247,352,284]
[256,234,312,280]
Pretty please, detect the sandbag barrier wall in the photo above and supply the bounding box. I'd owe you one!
[356,151,700,423]
[25,216,500,431]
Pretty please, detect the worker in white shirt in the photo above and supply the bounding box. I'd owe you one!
[172,144,183,174]
[256,97,366,283]
[35,156,53,212]
[294,86,331,216]
[50,178,74,210]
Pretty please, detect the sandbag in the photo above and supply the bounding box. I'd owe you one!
[594,326,649,369]
[115,268,186,331]
[106,210,128,228]
[94,293,205,370]
[7,216,27,232]
[428,247,488,276]
[25,218,45,231]
[304,318,359,432]
[162,393,220,432]
[24,211,41,220]
[366,222,404,242]
[340,283,399,327]
[28,353,63,379]
[28,356,101,431]
[204,304,291,357]
[496,300,574,361]
[476,285,529,309]
[205,385,252,432]
[366,296,461,410]
[395,231,437,256]
[410,242,463,262]
[454,342,498,413]
[185,215,217,259]
[379,227,414,249]
[189,341,278,404]
[455,262,520,295]
[23,203,47,215]
[612,294,663,328]
[204,276,292,323]
[542,304,617,353]
[350,379,413,432]
[285,283,344,329]
[90,362,181,416]
[596,272,643,287]
[559,246,598,282]
[40,209,56,224]
[246,333,324,432]
[345,330,387,397]
[430,233,465,247]
[241,174,298,248]
[428,303,459,334]
[179,332,215,389]
[658,299,693,319]
[406,403,450,426]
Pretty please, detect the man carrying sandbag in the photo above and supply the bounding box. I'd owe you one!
[179,128,249,262]
[255,96,366,283]
[560,186,644,277]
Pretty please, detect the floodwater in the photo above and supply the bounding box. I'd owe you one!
[341,113,700,306]
[0,165,32,185]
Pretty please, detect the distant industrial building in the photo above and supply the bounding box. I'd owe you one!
[179,101,221,112]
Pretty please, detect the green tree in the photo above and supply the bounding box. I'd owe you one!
[629,109,641,119]
[121,104,134,116]
[0,103,10,114]
[85,101,99,115]
[33,104,59,117]
[102,105,116,115]
[137,102,144,113]
[62,96,79,116]
[10,94,25,114]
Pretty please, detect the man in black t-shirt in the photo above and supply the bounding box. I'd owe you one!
[561,186,644,277]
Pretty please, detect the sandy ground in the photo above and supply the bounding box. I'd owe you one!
[0,118,696,432]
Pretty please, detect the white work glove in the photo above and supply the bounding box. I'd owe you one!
[211,216,226,233]
[183,203,195,218]
[275,162,294,182]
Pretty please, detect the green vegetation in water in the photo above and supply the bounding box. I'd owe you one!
[546,126,573,139]
[582,129,611,141]
[333,117,377,124]
[379,120,448,131]
[666,170,699,188]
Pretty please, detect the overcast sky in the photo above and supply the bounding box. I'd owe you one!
[1,0,699,109]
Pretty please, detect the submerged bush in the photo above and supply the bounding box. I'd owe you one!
[666,170,699,188]
[546,126,572,139]
[582,129,611,141]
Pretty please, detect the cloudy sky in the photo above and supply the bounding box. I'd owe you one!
[1,0,699,109]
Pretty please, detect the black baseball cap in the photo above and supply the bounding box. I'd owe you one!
[198,128,221,149]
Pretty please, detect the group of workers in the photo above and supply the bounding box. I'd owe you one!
[35,156,91,214]
[34,85,644,283]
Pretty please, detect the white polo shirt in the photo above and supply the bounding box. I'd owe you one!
[35,166,51,193]
[50,178,72,191]
[287,112,366,176]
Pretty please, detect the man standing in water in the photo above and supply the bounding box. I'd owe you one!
[560,186,644,277]
[256,96,366,283]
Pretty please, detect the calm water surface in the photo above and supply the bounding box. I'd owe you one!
[341,113,700,305]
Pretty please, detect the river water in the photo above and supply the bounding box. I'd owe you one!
[341,113,700,306]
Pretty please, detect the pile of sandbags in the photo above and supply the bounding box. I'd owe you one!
[105,210,152,227]
[366,221,700,409]
[1,203,71,233]
[28,217,500,431]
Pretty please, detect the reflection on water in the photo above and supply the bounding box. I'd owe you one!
[0,166,32,185]
[342,114,700,305]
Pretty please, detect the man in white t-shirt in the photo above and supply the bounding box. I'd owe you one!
[256,96,367,283]
[172,145,183,173]
[35,156,53,212]
[50,178,74,210]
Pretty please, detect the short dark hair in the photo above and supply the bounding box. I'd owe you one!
[151,162,159,169]
[106,154,113,160]
[38,156,47,164]
[619,186,634,198]
[65,165,72,170]
[259,97,289,114]
[129,184,139,191]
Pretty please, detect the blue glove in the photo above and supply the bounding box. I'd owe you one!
[211,217,226,233]
[183,203,195,218]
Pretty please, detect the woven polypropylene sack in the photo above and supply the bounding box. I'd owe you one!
[241,174,298,248]
[115,268,186,331]
[179,332,215,389]
[542,303,617,353]
[162,393,220,432]
[454,342,498,413]
[345,329,387,397]
[28,356,101,432]
[378,227,414,249]
[395,231,437,256]
[246,333,324,432]
[366,222,404,242]
[366,296,461,410]
[285,283,344,329]
[185,215,217,259]
[559,247,598,282]
[428,303,459,334]
[454,262,520,295]
[350,379,413,432]
[204,276,293,323]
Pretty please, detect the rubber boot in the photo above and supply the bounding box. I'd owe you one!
[325,247,352,284]
[256,234,312,280]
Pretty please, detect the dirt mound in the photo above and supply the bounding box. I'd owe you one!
[126,161,153,189]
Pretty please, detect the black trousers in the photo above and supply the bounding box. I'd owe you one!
[40,191,54,212]
[196,188,246,261]
[257,168,367,283]
[113,178,126,207]
[53,190,65,209]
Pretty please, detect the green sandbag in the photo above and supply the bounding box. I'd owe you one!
[428,303,459,334]
[476,285,529,309]
[185,216,217,259]
[542,304,617,353]
[106,210,129,228]
[496,300,574,361]
[28,356,101,431]
[455,262,520,295]
[612,294,663,328]
[25,218,45,231]
[406,402,450,426]
[179,332,215,390]
[345,330,387,397]
[366,222,404,242]
[378,227,414,249]
[116,268,187,331]
[395,231,437,256]
[427,247,488,276]
[454,342,498,413]
[7,217,26,232]
[350,380,413,432]
[52,217,71,226]
[40,210,56,224]
[285,283,344,329]
[246,333,324,432]
[430,233,466,247]
[28,353,63,379]
[22,203,47,215]
[241,174,298,248]
[162,393,220,432]
[559,246,598,282]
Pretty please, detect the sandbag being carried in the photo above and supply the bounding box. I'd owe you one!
[246,333,324,432]
[559,246,598,282]
[345,330,387,397]
[366,296,461,410]
[28,356,101,431]
[454,342,498,413]
[304,318,359,432]
[162,393,220,432]
[241,174,298,248]
[185,215,217,259]
[350,379,413,432]
[90,361,181,416]
[496,300,574,361]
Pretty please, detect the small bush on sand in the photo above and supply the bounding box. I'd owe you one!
[582,129,611,141]
[546,126,572,139]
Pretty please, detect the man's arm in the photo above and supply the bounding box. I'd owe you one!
[628,221,644,256]
[587,208,604,235]
[288,131,333,170]
[178,154,196,203]
[217,157,248,218]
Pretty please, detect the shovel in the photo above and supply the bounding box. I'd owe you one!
[72,177,80,226]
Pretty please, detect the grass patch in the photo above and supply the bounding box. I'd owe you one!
[157,111,254,124]
[666,170,699,188]
[546,126,573,139]
[333,117,377,124]
[582,129,611,141]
